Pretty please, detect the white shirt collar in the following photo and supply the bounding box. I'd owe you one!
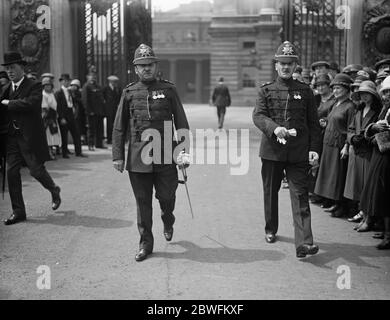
[12,76,25,90]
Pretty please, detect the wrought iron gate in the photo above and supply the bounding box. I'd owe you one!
[282,0,347,69]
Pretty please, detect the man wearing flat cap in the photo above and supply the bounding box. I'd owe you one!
[374,58,390,73]
[253,41,322,258]
[112,44,190,262]
[0,52,61,225]
[103,75,121,144]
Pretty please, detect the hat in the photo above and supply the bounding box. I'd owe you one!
[379,76,390,94]
[351,80,381,102]
[342,64,363,74]
[59,73,71,81]
[274,41,299,63]
[41,73,55,79]
[374,59,390,72]
[314,74,331,87]
[41,76,54,87]
[107,75,119,81]
[218,77,224,82]
[311,61,330,71]
[377,68,390,80]
[1,51,27,66]
[330,73,353,89]
[351,74,370,88]
[70,79,81,87]
[0,71,9,80]
[329,62,340,72]
[295,65,303,73]
[133,44,159,65]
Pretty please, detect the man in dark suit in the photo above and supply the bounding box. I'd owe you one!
[211,77,231,129]
[0,52,61,225]
[103,75,121,144]
[253,41,322,258]
[55,74,86,158]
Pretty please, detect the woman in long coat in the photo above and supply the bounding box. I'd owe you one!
[344,81,381,230]
[359,76,390,249]
[314,73,355,217]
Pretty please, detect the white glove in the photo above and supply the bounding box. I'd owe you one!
[309,151,319,166]
[113,160,124,173]
[275,128,297,145]
[177,151,190,168]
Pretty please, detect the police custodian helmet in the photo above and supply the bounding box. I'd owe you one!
[274,41,299,63]
[133,44,159,65]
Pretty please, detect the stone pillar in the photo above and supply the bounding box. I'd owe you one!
[345,0,364,65]
[195,59,203,103]
[0,0,11,62]
[49,0,74,86]
[169,59,177,84]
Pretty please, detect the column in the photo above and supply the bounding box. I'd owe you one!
[345,0,364,65]
[169,59,177,84]
[50,0,74,85]
[0,0,11,61]
[195,59,203,103]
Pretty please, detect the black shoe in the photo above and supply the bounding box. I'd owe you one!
[376,238,390,250]
[63,154,70,159]
[88,146,95,151]
[296,244,319,258]
[66,150,73,155]
[51,186,61,211]
[320,201,332,209]
[135,249,150,262]
[76,153,88,158]
[4,213,26,225]
[96,146,107,149]
[265,233,276,243]
[163,227,174,242]
[373,233,384,239]
[331,208,346,218]
[325,204,339,213]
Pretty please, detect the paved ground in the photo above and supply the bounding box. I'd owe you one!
[0,104,389,300]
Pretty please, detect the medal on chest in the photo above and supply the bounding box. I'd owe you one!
[152,90,165,100]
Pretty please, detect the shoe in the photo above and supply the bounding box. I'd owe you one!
[96,146,107,149]
[320,201,332,209]
[63,154,70,159]
[265,233,276,243]
[88,146,95,151]
[296,244,319,258]
[324,204,339,213]
[356,222,372,232]
[376,238,390,250]
[4,213,26,225]
[66,150,74,155]
[163,227,174,242]
[348,211,364,223]
[373,233,384,239]
[76,153,88,158]
[353,220,364,230]
[331,208,346,218]
[135,249,150,262]
[51,186,61,211]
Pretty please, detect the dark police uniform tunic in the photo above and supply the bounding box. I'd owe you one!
[112,79,189,253]
[253,76,322,249]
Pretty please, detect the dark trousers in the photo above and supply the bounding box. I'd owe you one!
[87,115,104,147]
[261,159,314,249]
[6,134,57,216]
[60,116,82,155]
[129,165,178,253]
[106,113,114,144]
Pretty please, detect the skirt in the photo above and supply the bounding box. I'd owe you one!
[314,144,348,201]
[343,145,371,201]
[360,147,390,218]
[46,121,62,147]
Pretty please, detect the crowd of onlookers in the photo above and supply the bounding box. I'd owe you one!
[292,59,390,250]
[0,68,122,160]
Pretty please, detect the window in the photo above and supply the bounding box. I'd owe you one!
[242,66,257,88]
[243,41,255,49]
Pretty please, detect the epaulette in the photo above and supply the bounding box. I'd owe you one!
[159,79,174,85]
[125,81,137,89]
[260,81,274,88]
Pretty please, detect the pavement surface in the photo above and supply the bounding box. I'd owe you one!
[0,104,389,300]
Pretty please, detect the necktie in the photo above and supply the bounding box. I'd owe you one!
[13,85,18,93]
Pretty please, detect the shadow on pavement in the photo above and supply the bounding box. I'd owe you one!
[152,240,285,264]
[26,210,132,229]
[277,236,387,269]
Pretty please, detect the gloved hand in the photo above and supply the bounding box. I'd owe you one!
[274,127,290,139]
[113,160,124,173]
[177,151,190,169]
[351,134,365,147]
[309,151,319,166]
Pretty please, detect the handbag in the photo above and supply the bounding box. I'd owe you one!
[375,130,390,153]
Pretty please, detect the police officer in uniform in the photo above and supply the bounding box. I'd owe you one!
[112,44,190,262]
[253,41,322,258]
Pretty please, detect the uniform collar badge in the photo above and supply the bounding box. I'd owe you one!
[294,93,302,100]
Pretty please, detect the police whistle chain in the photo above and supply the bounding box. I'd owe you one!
[178,165,194,219]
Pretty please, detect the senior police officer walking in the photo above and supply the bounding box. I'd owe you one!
[112,44,190,262]
[253,41,322,258]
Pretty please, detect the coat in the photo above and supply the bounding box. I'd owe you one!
[103,85,121,118]
[253,77,322,163]
[112,79,190,173]
[212,84,231,107]
[54,87,75,121]
[81,82,105,116]
[0,77,50,163]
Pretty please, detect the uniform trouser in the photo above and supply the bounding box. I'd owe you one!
[96,116,104,147]
[6,134,57,216]
[261,159,314,249]
[60,116,82,155]
[129,165,178,253]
